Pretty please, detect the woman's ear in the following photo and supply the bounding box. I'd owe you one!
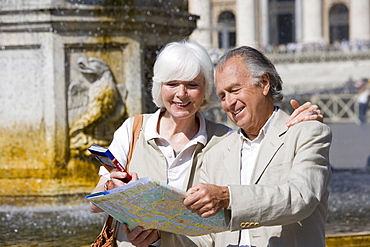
[260,74,270,96]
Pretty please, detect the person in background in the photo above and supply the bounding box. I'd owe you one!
[90,41,324,247]
[356,78,369,125]
[184,46,332,247]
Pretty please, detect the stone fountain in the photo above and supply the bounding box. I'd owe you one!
[0,1,198,245]
[0,0,198,197]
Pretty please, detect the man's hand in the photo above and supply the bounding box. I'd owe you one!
[183,183,230,218]
[122,225,159,247]
[286,99,323,127]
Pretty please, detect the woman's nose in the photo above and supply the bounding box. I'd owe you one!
[176,84,187,97]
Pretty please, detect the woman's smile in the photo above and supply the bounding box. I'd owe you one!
[173,101,191,107]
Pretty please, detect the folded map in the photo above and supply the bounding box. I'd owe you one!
[86,177,228,236]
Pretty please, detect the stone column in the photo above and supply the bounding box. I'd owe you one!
[236,0,257,47]
[189,0,212,50]
[350,0,370,41]
[302,0,323,43]
[260,0,269,47]
[295,0,303,43]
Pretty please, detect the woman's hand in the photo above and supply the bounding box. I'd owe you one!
[122,224,160,247]
[90,172,139,213]
[108,171,139,189]
[286,99,323,127]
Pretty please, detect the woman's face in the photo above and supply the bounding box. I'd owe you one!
[161,73,206,121]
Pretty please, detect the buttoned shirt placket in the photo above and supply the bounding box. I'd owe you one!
[238,108,277,247]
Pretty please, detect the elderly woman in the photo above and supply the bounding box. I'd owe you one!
[90,40,322,247]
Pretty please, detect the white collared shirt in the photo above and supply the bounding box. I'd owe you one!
[238,107,277,247]
[100,108,208,190]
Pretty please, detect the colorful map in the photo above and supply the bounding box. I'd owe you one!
[86,177,228,236]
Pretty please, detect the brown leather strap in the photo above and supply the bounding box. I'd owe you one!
[92,117,143,246]
[126,114,143,171]
[106,215,113,226]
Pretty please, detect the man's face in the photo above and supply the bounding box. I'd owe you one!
[215,56,271,137]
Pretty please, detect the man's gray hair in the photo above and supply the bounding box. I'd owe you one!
[216,46,284,103]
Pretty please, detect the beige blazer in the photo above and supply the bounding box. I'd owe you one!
[200,109,332,247]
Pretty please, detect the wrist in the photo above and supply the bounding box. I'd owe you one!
[149,230,161,246]
[222,186,230,209]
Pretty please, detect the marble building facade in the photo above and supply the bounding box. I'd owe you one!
[189,0,370,95]
[189,0,370,50]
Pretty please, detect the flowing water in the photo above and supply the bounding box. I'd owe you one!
[0,195,103,247]
[326,170,370,234]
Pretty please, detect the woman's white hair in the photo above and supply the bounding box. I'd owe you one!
[151,40,219,111]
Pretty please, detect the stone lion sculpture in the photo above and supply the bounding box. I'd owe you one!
[68,56,127,157]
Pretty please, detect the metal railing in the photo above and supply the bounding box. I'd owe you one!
[283,93,367,123]
[207,94,367,125]
[310,94,358,123]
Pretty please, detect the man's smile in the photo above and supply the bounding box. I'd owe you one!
[232,106,245,115]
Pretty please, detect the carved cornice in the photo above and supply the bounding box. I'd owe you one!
[0,2,198,38]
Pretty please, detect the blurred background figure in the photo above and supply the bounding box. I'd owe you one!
[355,78,370,125]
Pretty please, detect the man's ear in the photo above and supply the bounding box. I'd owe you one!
[260,73,270,96]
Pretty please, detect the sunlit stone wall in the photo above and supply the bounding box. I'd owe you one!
[0,0,197,195]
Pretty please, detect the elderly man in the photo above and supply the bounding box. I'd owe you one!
[184,46,332,247]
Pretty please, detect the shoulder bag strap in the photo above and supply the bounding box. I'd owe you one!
[112,114,143,244]
[126,114,143,171]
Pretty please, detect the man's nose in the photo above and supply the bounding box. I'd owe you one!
[224,93,235,108]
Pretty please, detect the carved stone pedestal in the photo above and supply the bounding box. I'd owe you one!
[0,0,197,195]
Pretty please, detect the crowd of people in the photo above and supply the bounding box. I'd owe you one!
[209,40,370,57]
[260,39,370,54]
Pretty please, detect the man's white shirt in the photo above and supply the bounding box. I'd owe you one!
[238,108,277,247]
